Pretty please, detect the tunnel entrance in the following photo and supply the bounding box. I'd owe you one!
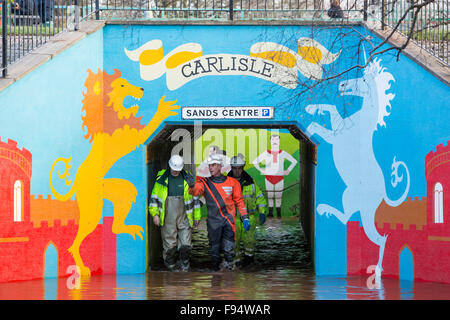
[146,123,316,272]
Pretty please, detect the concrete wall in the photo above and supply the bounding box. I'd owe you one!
[104,24,449,281]
[0,23,449,283]
[0,27,104,281]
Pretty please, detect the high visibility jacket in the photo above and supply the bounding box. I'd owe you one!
[189,175,248,235]
[227,170,267,218]
[149,169,201,227]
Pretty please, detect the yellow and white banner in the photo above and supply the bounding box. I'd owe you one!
[125,38,340,90]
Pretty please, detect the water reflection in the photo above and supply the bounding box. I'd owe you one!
[0,218,449,300]
[1,271,449,300]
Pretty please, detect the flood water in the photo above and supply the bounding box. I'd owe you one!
[0,217,449,300]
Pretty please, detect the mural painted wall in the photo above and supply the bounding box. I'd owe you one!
[0,29,107,282]
[194,128,300,218]
[104,24,449,283]
[0,23,448,284]
[347,141,450,283]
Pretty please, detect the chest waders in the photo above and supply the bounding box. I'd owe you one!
[203,177,236,271]
[235,213,257,265]
[228,170,268,267]
[161,195,192,271]
[190,175,249,271]
[150,169,201,271]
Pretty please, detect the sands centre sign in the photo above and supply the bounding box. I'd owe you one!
[182,106,274,119]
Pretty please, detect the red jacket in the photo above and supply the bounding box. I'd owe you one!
[189,175,248,234]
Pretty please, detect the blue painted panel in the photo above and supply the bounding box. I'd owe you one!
[400,246,414,282]
[43,243,58,299]
[44,243,58,278]
[102,24,450,276]
[0,23,448,279]
[0,29,104,280]
[0,30,104,198]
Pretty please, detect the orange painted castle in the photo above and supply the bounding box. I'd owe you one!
[0,137,116,283]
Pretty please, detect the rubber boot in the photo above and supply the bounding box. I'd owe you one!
[220,260,235,271]
[179,245,191,272]
[211,259,221,271]
[210,243,221,271]
[268,207,274,218]
[242,254,254,267]
[164,247,177,271]
[180,262,190,272]
[233,258,242,268]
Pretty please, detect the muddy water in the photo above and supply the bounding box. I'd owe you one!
[0,218,450,300]
[189,216,313,272]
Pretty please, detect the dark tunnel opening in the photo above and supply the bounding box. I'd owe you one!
[146,123,316,273]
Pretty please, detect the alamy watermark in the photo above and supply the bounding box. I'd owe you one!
[170,120,280,164]
[366,265,381,290]
[66,265,81,290]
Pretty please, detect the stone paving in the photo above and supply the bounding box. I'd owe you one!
[369,24,450,86]
[0,20,105,90]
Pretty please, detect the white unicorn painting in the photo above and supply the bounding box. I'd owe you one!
[305,58,410,278]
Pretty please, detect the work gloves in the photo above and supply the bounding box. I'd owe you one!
[259,213,266,225]
[243,218,250,232]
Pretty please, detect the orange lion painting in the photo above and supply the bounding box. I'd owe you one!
[49,69,179,276]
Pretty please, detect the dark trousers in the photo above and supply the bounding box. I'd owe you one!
[207,219,235,269]
[36,0,54,23]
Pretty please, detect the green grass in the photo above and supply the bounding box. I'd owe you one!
[412,29,449,41]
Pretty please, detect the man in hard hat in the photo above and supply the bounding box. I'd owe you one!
[196,145,231,177]
[227,154,267,267]
[149,154,201,271]
[187,153,250,271]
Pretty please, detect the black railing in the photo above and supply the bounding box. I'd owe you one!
[99,0,368,21]
[1,0,99,77]
[381,0,449,66]
[2,0,6,77]
[1,0,448,78]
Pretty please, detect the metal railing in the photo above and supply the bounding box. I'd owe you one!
[99,0,368,21]
[1,0,99,76]
[1,0,449,78]
[381,0,448,66]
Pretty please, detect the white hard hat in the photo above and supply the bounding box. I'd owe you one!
[169,154,184,171]
[230,154,245,167]
[207,154,223,166]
